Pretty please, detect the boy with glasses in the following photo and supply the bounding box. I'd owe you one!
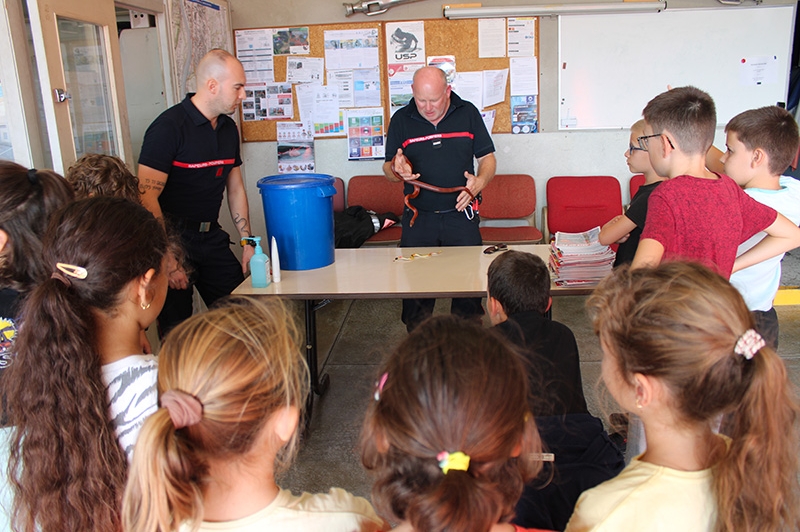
[599,119,666,266]
[630,86,800,277]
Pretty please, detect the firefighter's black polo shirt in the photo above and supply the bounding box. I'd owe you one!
[385,92,494,212]
[139,93,242,223]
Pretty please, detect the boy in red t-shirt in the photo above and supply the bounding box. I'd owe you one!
[631,86,800,277]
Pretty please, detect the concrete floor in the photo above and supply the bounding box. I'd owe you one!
[281,293,800,501]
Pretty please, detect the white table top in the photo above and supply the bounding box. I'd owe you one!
[233,244,591,299]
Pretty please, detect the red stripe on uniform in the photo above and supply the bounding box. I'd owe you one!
[401,131,474,149]
[173,159,235,169]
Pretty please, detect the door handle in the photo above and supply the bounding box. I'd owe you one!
[54,88,71,103]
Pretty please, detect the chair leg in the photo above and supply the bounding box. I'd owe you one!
[542,206,550,242]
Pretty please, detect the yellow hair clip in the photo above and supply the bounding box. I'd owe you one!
[437,451,470,474]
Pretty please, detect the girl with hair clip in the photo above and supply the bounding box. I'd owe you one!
[361,314,554,532]
[566,262,800,532]
[0,162,73,384]
[65,153,184,355]
[122,296,386,532]
[4,196,169,532]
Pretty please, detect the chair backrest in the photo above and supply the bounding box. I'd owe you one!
[629,174,645,199]
[347,175,406,216]
[546,175,622,235]
[333,176,346,212]
[480,174,536,220]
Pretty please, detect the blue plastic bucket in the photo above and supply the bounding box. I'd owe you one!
[257,174,336,271]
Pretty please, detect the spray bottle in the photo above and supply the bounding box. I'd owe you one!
[242,236,270,288]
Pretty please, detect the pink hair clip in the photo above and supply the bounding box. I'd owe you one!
[734,329,765,360]
[374,372,388,401]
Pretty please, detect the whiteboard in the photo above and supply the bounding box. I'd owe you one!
[558,5,794,130]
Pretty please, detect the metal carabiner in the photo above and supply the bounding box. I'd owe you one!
[465,204,475,221]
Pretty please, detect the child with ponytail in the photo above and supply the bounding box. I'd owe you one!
[0,162,73,382]
[122,296,385,532]
[361,314,553,532]
[567,261,800,531]
[5,196,169,532]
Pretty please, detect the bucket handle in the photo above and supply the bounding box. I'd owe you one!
[317,185,337,198]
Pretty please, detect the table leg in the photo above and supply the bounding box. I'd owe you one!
[303,299,330,428]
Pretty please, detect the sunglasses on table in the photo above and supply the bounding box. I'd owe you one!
[483,243,508,254]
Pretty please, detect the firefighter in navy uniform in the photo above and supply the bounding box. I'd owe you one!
[384,66,497,332]
[138,49,254,337]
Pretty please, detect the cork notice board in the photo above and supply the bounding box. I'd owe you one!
[423,18,539,135]
[238,18,539,142]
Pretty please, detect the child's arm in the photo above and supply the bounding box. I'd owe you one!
[599,214,636,245]
[631,238,664,269]
[706,145,725,175]
[732,213,800,272]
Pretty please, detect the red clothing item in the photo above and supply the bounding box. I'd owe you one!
[514,526,554,532]
[641,174,777,277]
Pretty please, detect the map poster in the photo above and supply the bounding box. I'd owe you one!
[171,0,232,95]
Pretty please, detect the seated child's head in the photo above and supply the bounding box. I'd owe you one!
[66,153,141,203]
[487,250,550,321]
[642,86,716,163]
[0,162,74,292]
[587,261,756,423]
[360,315,542,532]
[123,296,308,531]
[626,119,656,177]
[67,154,188,275]
[587,261,800,530]
[722,106,799,184]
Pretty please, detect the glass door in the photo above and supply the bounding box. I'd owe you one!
[28,0,131,173]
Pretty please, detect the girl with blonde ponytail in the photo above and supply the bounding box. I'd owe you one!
[568,262,800,531]
[360,315,551,532]
[123,296,385,532]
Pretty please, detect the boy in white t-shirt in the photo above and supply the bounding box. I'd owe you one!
[708,106,800,348]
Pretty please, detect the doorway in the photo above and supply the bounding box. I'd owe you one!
[117,7,168,166]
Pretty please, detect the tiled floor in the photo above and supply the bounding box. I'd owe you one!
[281,295,800,500]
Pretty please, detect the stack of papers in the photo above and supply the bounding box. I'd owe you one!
[549,227,615,287]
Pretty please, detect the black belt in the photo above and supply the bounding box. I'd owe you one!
[169,217,220,233]
[406,207,458,214]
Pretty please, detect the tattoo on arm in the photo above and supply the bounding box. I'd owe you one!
[142,178,165,192]
[233,213,251,236]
